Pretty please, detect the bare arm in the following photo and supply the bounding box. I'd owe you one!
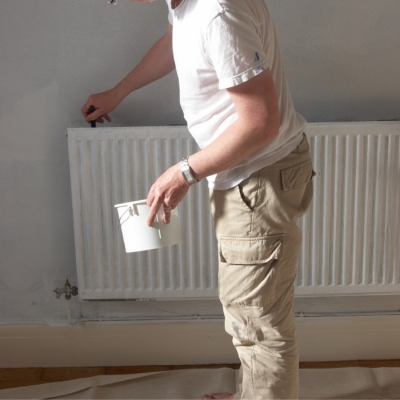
[146,68,280,225]
[81,24,174,123]
[189,68,280,180]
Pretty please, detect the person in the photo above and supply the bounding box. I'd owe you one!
[82,0,315,398]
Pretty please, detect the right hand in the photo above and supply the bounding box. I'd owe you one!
[81,89,120,124]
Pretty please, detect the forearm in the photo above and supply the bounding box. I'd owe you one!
[82,24,175,123]
[113,24,175,102]
[188,68,280,181]
[189,117,279,181]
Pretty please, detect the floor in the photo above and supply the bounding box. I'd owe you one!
[1,360,400,391]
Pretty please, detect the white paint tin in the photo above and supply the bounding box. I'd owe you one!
[115,200,181,253]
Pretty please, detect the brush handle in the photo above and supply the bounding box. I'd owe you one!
[88,105,96,128]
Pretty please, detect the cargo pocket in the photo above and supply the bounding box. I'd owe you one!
[281,159,315,191]
[218,234,284,306]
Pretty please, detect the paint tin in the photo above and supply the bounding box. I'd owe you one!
[115,200,181,253]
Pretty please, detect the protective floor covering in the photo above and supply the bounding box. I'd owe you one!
[0,367,399,399]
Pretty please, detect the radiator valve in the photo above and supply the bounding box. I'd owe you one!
[54,279,78,300]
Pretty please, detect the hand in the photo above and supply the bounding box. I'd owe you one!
[81,89,120,124]
[146,163,190,226]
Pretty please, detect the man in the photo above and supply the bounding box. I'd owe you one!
[82,0,314,398]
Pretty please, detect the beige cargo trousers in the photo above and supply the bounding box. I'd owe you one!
[210,134,315,400]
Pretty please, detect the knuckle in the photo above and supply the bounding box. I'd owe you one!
[155,187,162,196]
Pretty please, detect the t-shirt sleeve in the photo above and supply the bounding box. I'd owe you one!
[206,10,270,89]
[166,0,173,25]
[168,8,173,25]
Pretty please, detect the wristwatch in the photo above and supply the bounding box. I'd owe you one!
[180,157,199,185]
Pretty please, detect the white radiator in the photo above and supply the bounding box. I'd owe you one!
[67,122,400,300]
[297,122,400,295]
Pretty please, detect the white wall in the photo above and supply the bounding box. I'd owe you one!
[0,0,399,327]
[269,0,400,122]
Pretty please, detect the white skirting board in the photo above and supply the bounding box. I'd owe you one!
[1,316,400,368]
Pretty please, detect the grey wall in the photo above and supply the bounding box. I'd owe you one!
[0,0,399,324]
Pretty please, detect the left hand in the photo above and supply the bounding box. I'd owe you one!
[146,163,190,226]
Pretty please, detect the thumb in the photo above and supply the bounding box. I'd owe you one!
[85,106,101,123]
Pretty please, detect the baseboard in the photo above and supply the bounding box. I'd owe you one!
[295,315,400,362]
[1,315,399,368]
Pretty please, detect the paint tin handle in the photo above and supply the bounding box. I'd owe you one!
[155,214,162,239]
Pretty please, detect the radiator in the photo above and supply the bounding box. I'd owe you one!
[67,122,400,300]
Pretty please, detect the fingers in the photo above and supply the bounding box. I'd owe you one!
[146,208,159,227]
[81,96,113,125]
[146,191,163,226]
[83,106,108,124]
[146,202,175,226]
[80,103,98,123]
[146,164,190,226]
[162,205,174,225]
[92,114,111,124]
[146,189,176,226]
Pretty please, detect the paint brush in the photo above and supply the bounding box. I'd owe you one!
[87,105,96,128]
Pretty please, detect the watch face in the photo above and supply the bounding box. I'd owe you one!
[183,169,194,183]
[181,158,197,184]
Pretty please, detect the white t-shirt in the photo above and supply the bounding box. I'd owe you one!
[166,0,306,190]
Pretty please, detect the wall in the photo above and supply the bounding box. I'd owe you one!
[0,0,399,331]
